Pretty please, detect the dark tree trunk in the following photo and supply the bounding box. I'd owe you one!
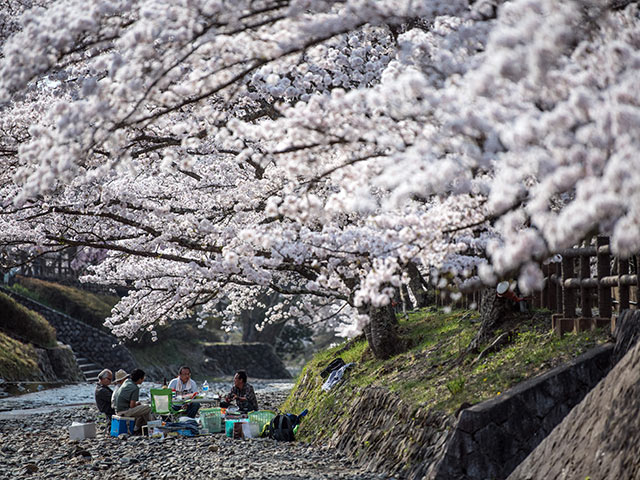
[365,304,403,359]
[467,288,509,353]
[239,291,286,344]
[407,261,430,308]
[241,313,285,344]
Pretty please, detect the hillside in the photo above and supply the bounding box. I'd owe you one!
[9,276,119,332]
[0,292,57,381]
[0,331,43,381]
[282,307,610,475]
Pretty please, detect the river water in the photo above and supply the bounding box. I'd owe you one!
[0,379,293,418]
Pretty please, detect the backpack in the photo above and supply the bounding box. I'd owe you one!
[320,357,345,378]
[268,414,295,442]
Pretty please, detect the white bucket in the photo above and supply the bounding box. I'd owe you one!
[241,422,260,438]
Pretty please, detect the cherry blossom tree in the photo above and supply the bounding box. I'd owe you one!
[0,0,638,358]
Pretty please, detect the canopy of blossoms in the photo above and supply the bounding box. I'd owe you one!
[0,0,638,339]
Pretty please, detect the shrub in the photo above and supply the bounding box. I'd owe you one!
[0,292,57,347]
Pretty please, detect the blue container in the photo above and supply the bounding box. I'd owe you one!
[110,415,135,437]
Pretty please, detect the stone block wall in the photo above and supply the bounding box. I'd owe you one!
[328,386,454,480]
[33,345,85,382]
[1,288,137,375]
[428,343,613,480]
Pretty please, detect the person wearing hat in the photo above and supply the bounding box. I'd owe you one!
[113,368,152,434]
[95,369,115,421]
[111,369,130,410]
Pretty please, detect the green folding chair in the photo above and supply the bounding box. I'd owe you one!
[150,388,186,420]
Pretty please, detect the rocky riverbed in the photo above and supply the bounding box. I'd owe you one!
[0,385,394,479]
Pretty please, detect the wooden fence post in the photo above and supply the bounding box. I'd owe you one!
[547,262,558,312]
[562,255,576,318]
[597,236,612,318]
[619,257,630,311]
[554,262,563,313]
[580,254,592,317]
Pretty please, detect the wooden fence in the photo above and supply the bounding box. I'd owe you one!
[532,236,638,335]
[17,251,78,280]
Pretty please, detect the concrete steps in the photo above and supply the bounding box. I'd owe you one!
[75,355,101,383]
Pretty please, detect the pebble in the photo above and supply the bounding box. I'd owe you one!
[0,391,394,479]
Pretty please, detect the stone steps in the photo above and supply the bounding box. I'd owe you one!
[74,355,101,383]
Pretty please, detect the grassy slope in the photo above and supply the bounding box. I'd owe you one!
[11,276,119,331]
[0,331,42,381]
[0,291,57,348]
[282,307,611,442]
[0,292,55,380]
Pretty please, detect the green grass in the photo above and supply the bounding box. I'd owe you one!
[10,276,119,331]
[282,307,611,443]
[0,292,57,348]
[0,331,42,381]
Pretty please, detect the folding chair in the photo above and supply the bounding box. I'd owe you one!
[150,388,186,421]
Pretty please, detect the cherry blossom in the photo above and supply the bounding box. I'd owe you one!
[0,0,638,348]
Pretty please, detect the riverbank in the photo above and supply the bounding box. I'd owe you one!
[0,390,392,480]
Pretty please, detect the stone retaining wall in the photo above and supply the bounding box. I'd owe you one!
[34,345,85,382]
[507,311,640,479]
[203,343,291,379]
[326,344,613,480]
[427,343,614,480]
[0,287,137,375]
[328,387,454,479]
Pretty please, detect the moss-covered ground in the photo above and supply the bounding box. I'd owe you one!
[282,307,611,443]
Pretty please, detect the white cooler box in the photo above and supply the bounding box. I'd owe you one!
[69,422,97,440]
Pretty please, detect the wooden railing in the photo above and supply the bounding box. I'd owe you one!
[533,236,638,335]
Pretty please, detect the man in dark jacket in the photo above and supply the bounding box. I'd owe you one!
[95,369,116,421]
[221,370,258,412]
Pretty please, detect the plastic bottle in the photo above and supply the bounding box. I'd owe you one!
[202,380,209,396]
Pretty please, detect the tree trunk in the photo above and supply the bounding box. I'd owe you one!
[241,313,286,344]
[467,288,508,353]
[407,261,430,308]
[239,291,286,344]
[365,304,403,359]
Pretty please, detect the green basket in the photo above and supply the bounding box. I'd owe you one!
[248,410,276,433]
[200,408,223,433]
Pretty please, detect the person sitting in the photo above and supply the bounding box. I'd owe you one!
[113,368,152,434]
[220,370,258,413]
[94,369,115,429]
[111,369,129,411]
[167,365,200,418]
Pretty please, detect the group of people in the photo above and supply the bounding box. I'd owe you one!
[94,366,259,435]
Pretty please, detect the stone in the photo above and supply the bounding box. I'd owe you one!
[612,309,640,365]
[508,337,640,479]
